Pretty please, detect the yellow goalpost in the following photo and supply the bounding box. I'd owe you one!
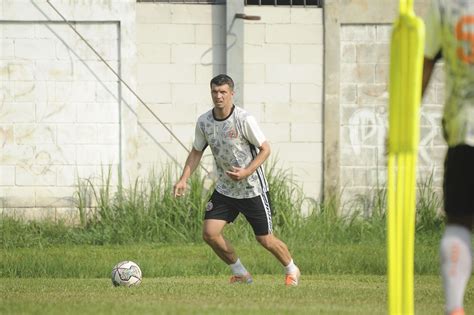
[387,0,425,314]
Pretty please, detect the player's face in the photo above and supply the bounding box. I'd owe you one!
[211,84,234,109]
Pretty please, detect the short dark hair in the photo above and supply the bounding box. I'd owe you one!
[210,74,234,90]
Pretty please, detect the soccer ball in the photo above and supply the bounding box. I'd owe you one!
[111,261,142,287]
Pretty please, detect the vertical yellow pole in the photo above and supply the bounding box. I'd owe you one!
[387,0,424,314]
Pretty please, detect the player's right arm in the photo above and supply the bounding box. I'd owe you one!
[174,120,207,197]
[422,0,442,97]
[173,148,204,197]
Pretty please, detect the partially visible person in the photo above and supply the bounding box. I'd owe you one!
[423,1,474,314]
[173,74,300,286]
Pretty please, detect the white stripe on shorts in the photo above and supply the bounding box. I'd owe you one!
[260,193,273,233]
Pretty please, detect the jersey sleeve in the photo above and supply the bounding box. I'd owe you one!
[242,115,266,147]
[424,0,442,59]
[192,121,207,151]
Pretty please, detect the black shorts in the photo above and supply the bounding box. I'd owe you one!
[204,190,273,236]
[443,144,474,217]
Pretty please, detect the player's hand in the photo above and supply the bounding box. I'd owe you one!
[173,180,187,197]
[226,166,250,181]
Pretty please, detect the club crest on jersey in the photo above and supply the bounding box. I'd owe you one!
[206,201,213,211]
[227,128,238,139]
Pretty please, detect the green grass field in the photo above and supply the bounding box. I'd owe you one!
[1,243,473,314]
[0,275,458,315]
[0,243,439,278]
[1,168,469,314]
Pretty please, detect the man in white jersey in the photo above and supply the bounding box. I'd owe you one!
[423,1,474,314]
[173,74,300,286]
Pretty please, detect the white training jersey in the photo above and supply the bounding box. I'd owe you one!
[193,105,269,199]
[425,0,474,146]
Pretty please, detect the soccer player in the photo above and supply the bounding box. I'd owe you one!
[173,74,300,286]
[423,2,474,314]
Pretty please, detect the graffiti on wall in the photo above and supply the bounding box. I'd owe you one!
[347,108,443,166]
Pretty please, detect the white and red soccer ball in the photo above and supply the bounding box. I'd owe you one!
[111,261,142,287]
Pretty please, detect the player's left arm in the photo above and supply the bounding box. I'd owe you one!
[226,115,269,181]
[226,141,271,181]
[422,0,442,97]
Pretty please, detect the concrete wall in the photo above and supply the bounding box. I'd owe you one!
[135,3,324,200]
[339,24,445,202]
[0,0,137,220]
[0,0,448,218]
[135,3,225,178]
[243,6,323,200]
[0,1,323,218]
[324,0,445,211]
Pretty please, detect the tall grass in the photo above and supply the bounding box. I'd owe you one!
[74,166,211,244]
[416,173,443,232]
[0,164,444,249]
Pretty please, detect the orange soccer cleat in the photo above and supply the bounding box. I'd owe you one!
[285,267,301,286]
[229,273,253,284]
